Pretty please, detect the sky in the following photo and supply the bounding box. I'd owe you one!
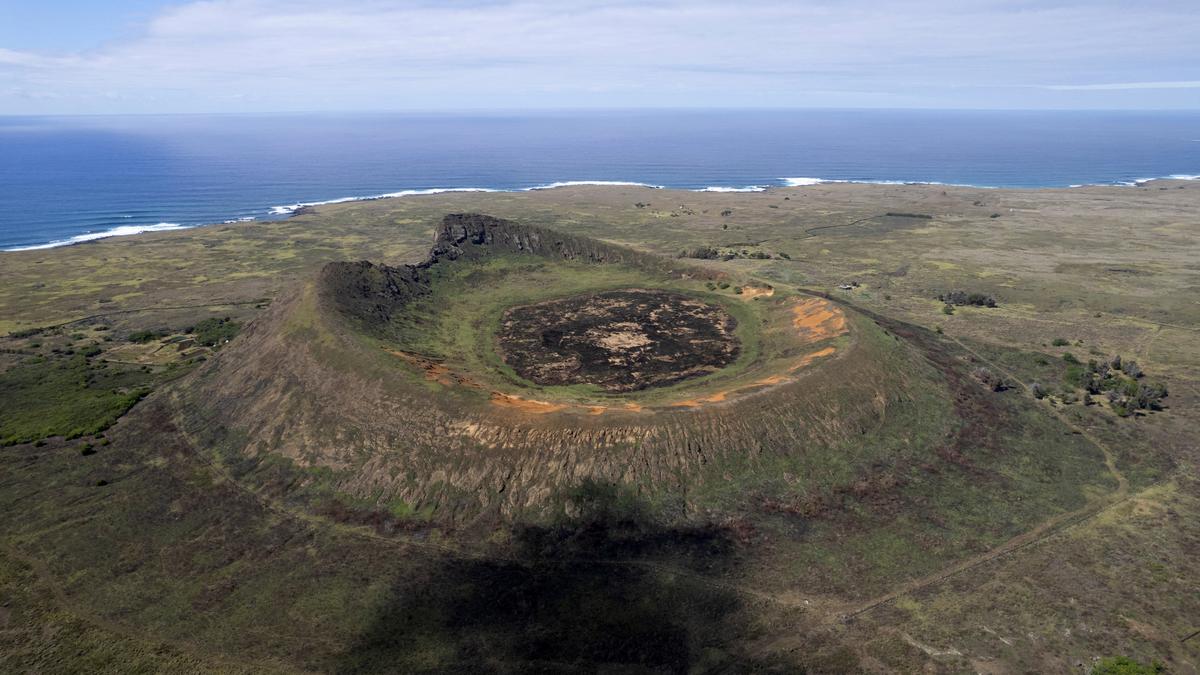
[1,0,1198,114]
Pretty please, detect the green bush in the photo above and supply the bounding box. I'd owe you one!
[129,328,170,344]
[1091,656,1164,675]
[192,317,241,348]
[1052,337,1070,346]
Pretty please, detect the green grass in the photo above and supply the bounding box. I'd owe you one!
[378,253,776,406]
[0,354,156,445]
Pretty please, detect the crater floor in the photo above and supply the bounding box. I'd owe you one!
[496,289,740,392]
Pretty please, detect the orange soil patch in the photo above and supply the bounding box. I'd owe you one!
[788,346,838,372]
[385,349,478,387]
[670,346,839,408]
[740,285,775,299]
[489,392,570,414]
[791,297,847,343]
[386,349,648,416]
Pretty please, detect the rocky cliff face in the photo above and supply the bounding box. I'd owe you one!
[319,213,720,335]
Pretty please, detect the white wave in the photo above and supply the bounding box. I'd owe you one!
[694,185,768,193]
[524,180,664,191]
[269,187,500,215]
[783,177,924,187]
[781,177,830,186]
[781,176,993,189]
[223,216,257,224]
[5,222,189,252]
[1068,174,1197,188]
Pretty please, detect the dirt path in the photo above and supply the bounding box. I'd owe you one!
[825,334,1136,623]
[949,335,1129,496]
[12,299,268,335]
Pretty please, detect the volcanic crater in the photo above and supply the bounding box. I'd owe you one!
[496,289,740,392]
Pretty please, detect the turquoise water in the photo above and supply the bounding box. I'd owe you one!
[1,109,1197,250]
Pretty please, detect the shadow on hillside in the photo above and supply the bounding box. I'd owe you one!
[332,481,795,674]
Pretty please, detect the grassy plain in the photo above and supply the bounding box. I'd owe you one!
[0,181,1197,672]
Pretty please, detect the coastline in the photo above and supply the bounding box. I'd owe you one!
[3,174,1198,253]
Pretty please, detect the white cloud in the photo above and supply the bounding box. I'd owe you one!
[1,0,1198,112]
[1044,80,1200,91]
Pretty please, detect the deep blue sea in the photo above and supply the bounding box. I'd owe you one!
[1,110,1197,251]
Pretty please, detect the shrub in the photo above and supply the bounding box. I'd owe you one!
[192,317,241,348]
[1051,337,1070,347]
[1091,656,1164,675]
[942,304,955,315]
[129,328,170,344]
[937,290,998,307]
[1030,382,1047,399]
[1062,352,1080,364]
[971,367,1007,392]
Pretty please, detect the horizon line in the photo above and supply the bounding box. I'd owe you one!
[4,105,1200,118]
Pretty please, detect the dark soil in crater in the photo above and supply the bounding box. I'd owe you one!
[497,289,740,392]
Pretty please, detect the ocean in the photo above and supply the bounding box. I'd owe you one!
[1,109,1197,251]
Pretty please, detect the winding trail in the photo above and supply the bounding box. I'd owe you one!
[9,299,269,335]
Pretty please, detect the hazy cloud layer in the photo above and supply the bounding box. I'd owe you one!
[2,0,1198,112]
